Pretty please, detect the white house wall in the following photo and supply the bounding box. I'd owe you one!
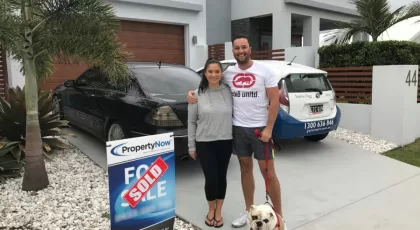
[230,0,359,50]
[231,0,358,22]
[310,0,355,10]
[417,104,420,138]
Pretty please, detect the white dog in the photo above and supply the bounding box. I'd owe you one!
[248,204,285,230]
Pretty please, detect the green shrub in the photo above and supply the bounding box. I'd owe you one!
[318,41,420,68]
[0,86,74,181]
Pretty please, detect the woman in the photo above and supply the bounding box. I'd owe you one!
[187,58,233,228]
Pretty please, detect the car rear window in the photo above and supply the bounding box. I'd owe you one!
[283,73,332,93]
[131,66,201,95]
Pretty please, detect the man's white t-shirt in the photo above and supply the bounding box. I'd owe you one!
[222,61,278,128]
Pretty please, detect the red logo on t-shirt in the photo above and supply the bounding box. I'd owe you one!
[232,73,256,88]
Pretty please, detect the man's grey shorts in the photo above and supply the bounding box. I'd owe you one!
[232,125,275,160]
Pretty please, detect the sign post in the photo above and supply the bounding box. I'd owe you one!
[106,132,175,230]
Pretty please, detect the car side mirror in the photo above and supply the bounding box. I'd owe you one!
[64,80,75,87]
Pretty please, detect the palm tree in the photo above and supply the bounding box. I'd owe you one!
[0,0,131,191]
[323,0,420,44]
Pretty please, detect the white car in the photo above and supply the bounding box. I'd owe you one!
[195,59,341,141]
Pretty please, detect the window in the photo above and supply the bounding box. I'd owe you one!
[284,73,332,93]
[76,68,131,92]
[76,68,111,89]
[125,79,145,97]
[76,69,96,86]
[131,66,201,95]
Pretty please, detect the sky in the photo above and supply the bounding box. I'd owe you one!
[389,0,416,9]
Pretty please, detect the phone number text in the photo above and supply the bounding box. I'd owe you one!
[304,119,334,130]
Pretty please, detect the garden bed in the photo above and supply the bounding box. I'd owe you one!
[0,138,198,230]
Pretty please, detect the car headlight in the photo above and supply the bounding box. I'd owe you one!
[145,105,183,127]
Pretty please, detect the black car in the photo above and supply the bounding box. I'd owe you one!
[53,61,201,159]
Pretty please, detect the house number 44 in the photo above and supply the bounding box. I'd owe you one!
[406,70,418,86]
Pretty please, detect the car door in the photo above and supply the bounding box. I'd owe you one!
[77,69,115,137]
[61,69,95,130]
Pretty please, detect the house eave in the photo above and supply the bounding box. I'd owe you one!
[112,0,203,12]
[285,0,359,17]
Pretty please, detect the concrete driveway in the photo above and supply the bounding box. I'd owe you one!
[64,127,420,230]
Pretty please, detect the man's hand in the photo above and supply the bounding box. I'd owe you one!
[260,127,272,142]
[189,151,197,160]
[187,90,198,104]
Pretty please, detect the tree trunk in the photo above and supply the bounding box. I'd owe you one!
[21,0,49,191]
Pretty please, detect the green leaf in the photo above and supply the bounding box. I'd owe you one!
[42,137,69,150]
[10,148,22,162]
[0,153,23,179]
[41,129,64,137]
[43,121,69,131]
[42,141,51,153]
[36,0,131,82]
[0,0,23,55]
[40,112,61,123]
[0,141,20,157]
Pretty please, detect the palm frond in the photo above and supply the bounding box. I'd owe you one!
[0,0,24,56]
[34,51,54,81]
[32,0,132,83]
[349,0,393,40]
[323,20,369,44]
[389,2,420,26]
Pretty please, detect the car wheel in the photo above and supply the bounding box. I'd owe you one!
[304,132,329,142]
[107,122,127,141]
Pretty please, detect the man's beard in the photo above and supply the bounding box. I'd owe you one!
[235,54,250,64]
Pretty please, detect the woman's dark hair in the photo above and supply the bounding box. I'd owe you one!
[198,57,223,95]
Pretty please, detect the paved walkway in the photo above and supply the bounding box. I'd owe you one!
[64,127,420,230]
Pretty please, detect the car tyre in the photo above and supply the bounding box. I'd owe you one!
[304,132,329,142]
[107,122,128,141]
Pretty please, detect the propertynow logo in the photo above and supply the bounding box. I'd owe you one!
[111,139,172,156]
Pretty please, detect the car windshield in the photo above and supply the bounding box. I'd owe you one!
[283,73,332,93]
[130,66,201,95]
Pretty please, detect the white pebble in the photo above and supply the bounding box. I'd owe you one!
[330,127,399,153]
[0,137,198,230]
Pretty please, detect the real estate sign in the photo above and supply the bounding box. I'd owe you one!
[106,133,175,230]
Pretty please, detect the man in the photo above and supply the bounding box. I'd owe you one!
[187,35,286,229]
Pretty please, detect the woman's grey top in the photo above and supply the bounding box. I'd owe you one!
[187,83,233,152]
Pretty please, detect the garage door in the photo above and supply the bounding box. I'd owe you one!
[0,49,8,100]
[38,20,185,91]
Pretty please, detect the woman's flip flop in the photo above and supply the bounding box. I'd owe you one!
[213,218,223,228]
[205,214,214,227]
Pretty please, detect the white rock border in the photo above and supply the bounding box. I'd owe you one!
[329,127,399,154]
[0,138,199,230]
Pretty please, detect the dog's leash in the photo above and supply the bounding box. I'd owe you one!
[253,129,281,205]
[254,129,282,228]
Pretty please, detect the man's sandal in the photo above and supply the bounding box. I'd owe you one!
[213,218,223,228]
[205,214,214,227]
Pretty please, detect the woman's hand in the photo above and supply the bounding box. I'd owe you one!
[189,151,197,160]
[187,91,198,104]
